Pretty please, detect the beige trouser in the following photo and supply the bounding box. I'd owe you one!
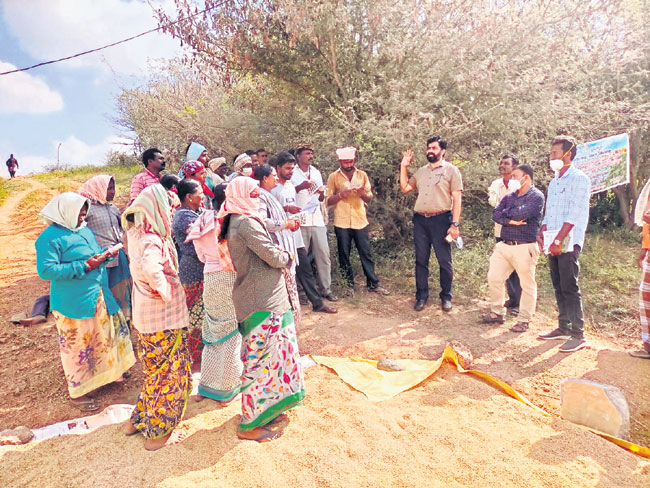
[488,242,540,321]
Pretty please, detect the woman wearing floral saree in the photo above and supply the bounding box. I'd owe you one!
[121,184,192,451]
[220,177,305,442]
[35,192,135,412]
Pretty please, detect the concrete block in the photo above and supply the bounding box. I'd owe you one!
[560,378,629,439]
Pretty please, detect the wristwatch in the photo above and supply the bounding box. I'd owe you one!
[451,221,460,227]
[553,239,561,246]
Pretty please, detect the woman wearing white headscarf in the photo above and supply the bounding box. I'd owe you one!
[35,192,135,412]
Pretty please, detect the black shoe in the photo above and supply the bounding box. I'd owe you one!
[559,337,587,353]
[323,293,339,302]
[299,296,309,306]
[538,328,572,341]
[414,299,427,312]
[441,299,452,312]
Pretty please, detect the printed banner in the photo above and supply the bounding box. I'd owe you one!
[573,133,629,194]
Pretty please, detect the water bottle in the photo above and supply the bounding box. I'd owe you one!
[455,236,464,249]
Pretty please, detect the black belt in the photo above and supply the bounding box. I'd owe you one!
[416,210,450,218]
[502,240,535,246]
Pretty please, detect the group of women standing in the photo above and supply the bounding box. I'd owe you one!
[35,162,305,449]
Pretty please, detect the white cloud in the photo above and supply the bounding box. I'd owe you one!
[15,135,132,175]
[0,61,64,113]
[1,0,183,77]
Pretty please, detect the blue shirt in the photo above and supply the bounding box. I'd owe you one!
[493,186,545,243]
[35,224,119,319]
[542,165,591,249]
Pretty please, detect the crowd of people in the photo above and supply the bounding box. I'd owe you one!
[31,134,650,451]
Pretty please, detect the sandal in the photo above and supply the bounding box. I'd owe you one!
[70,397,100,412]
[629,350,650,359]
[510,322,529,333]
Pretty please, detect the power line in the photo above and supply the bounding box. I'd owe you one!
[0,2,226,76]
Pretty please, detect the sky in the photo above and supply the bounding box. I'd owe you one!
[0,0,185,174]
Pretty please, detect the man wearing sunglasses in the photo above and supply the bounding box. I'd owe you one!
[537,135,591,352]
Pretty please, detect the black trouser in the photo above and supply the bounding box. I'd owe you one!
[334,226,379,289]
[548,246,584,339]
[413,212,453,302]
[31,295,50,317]
[295,247,323,309]
[496,237,522,306]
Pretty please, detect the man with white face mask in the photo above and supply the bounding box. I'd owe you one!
[482,165,544,332]
[537,135,591,352]
[488,155,522,314]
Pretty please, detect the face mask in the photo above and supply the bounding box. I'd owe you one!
[549,159,563,172]
[241,167,253,177]
[507,179,521,191]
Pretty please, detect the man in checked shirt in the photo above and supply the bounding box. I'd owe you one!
[537,135,591,352]
[481,164,544,333]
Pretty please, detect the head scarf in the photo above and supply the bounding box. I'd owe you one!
[184,210,234,272]
[185,142,206,162]
[208,157,226,172]
[38,192,90,232]
[234,153,253,172]
[181,160,205,178]
[217,176,261,221]
[635,179,650,227]
[180,160,214,199]
[122,184,178,268]
[78,175,113,204]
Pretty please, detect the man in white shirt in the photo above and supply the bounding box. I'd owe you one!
[270,153,337,314]
[291,143,338,301]
[487,154,521,314]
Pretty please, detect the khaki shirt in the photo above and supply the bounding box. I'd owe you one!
[327,168,373,229]
[409,161,463,214]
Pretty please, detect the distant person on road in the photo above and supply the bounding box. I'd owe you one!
[35,192,135,413]
[6,154,18,178]
[129,148,165,205]
[78,174,132,322]
[399,136,463,313]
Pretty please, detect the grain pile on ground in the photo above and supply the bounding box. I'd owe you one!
[2,365,649,488]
